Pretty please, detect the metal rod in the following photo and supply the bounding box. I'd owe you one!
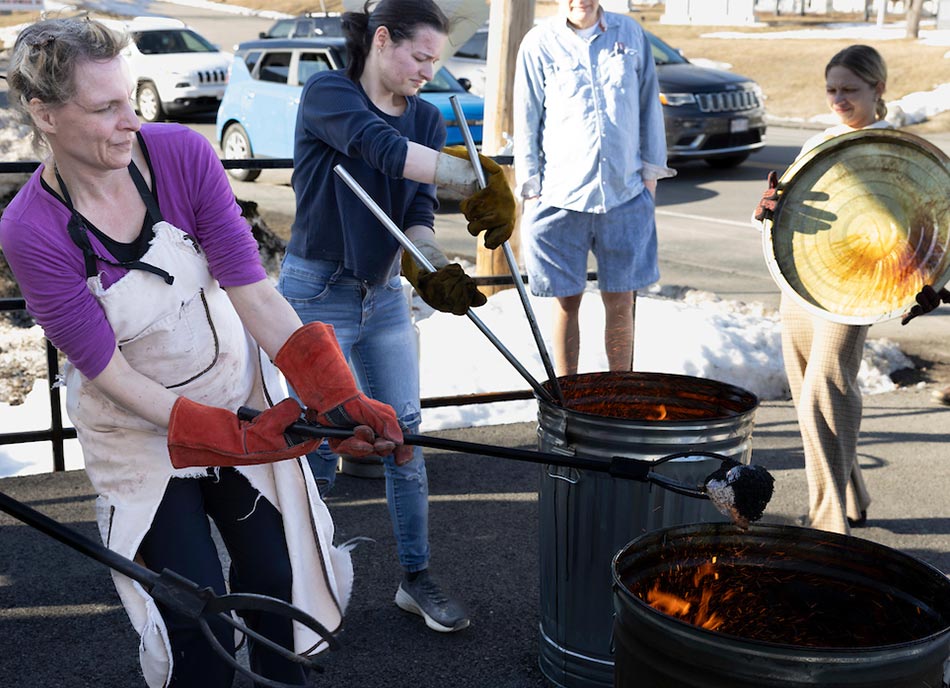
[0,488,162,588]
[0,489,334,688]
[241,407,712,500]
[333,164,557,405]
[449,95,566,407]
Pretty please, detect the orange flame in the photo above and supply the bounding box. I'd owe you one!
[646,560,726,631]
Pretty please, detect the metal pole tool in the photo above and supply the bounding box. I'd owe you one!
[0,489,340,688]
[449,95,566,407]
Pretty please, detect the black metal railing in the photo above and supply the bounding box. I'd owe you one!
[0,298,75,472]
[0,155,577,472]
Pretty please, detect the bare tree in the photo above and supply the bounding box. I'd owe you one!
[906,0,925,38]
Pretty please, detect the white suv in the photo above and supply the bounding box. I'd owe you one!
[104,17,231,122]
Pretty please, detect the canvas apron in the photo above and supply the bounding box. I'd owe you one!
[59,163,353,687]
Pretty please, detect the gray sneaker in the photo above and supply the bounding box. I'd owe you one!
[394,570,470,633]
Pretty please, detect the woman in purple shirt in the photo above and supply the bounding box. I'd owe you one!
[0,17,405,687]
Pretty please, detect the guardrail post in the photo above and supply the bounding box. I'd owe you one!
[45,340,67,472]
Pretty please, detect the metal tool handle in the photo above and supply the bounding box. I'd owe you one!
[448,95,566,407]
[332,163,557,405]
[0,488,338,688]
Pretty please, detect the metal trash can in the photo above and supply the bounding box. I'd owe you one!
[535,371,758,688]
[612,523,950,687]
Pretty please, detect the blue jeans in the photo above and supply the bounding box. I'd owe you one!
[278,254,429,572]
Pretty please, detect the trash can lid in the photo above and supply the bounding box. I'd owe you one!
[763,128,950,324]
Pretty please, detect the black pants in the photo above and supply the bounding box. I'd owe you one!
[138,468,307,687]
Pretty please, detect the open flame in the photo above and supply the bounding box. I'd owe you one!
[629,538,946,648]
[646,558,731,631]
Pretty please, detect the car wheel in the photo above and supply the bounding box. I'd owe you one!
[136,82,164,123]
[222,124,261,182]
[705,153,749,169]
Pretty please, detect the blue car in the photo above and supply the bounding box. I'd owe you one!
[215,37,484,181]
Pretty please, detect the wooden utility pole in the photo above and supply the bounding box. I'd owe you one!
[906,0,925,37]
[476,0,536,295]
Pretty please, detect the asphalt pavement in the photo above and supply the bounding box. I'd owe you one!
[1,383,948,687]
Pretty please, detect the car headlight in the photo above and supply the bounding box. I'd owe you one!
[659,92,696,107]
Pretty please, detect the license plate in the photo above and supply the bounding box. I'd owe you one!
[730,118,750,133]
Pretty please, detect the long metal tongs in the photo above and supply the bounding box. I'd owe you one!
[334,163,557,405]
[0,489,340,688]
[240,407,723,500]
[447,95,566,407]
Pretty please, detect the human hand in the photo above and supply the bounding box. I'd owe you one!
[401,253,486,316]
[167,397,320,468]
[442,147,516,249]
[753,171,779,222]
[901,285,950,325]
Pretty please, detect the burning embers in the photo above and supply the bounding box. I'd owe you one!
[567,398,671,421]
[632,547,943,648]
[547,372,758,422]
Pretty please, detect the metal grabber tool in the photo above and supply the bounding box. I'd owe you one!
[238,407,776,529]
[447,94,566,407]
[0,489,340,688]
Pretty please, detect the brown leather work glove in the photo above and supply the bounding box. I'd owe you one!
[275,323,411,464]
[901,284,950,325]
[442,146,516,249]
[167,397,319,469]
[754,171,780,222]
[401,252,487,316]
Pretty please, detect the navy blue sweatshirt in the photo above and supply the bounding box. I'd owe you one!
[290,70,446,283]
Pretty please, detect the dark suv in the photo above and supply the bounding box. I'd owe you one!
[258,13,344,40]
[648,31,766,168]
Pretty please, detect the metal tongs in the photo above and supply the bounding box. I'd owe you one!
[0,489,340,688]
[238,408,775,528]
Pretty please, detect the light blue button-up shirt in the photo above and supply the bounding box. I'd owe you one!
[513,10,672,213]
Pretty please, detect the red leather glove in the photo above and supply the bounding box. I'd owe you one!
[275,323,412,465]
[901,284,950,325]
[167,397,319,469]
[754,171,779,222]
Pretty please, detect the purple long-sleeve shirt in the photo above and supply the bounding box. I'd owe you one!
[0,123,265,380]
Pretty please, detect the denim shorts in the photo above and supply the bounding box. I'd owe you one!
[522,190,659,297]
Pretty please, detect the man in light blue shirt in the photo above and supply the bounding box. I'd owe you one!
[514,0,673,375]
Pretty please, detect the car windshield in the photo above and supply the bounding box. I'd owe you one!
[422,67,466,93]
[134,29,217,54]
[454,30,488,60]
[646,31,688,66]
[266,19,294,38]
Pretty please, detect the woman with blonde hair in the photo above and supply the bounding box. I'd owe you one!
[755,44,889,535]
[1,16,403,686]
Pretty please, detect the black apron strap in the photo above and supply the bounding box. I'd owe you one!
[55,165,174,285]
[127,160,164,226]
